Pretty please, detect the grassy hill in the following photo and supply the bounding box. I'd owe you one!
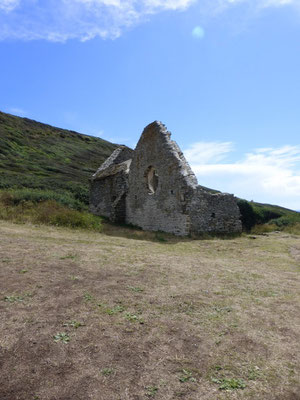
[0,110,299,233]
[0,111,117,204]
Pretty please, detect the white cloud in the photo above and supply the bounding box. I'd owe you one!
[145,0,196,10]
[220,0,299,7]
[184,141,233,163]
[0,0,19,12]
[0,0,196,41]
[6,106,27,116]
[1,0,299,42]
[185,142,300,210]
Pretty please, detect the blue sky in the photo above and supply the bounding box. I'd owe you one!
[0,0,300,210]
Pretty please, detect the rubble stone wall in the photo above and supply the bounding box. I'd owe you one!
[90,121,242,236]
[126,122,196,235]
[90,170,128,221]
[188,188,242,234]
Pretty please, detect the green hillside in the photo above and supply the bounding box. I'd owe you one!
[237,198,299,233]
[0,110,298,233]
[0,111,117,204]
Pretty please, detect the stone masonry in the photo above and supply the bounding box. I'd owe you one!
[90,121,242,235]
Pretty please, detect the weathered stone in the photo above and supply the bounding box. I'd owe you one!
[90,122,242,235]
[90,146,134,223]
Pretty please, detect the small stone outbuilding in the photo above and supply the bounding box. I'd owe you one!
[90,121,242,235]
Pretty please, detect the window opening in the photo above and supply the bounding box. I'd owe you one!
[145,166,159,194]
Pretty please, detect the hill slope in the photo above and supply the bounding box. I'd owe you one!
[0,111,298,231]
[0,111,117,198]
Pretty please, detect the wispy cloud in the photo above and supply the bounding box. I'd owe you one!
[0,0,195,42]
[185,142,300,210]
[216,0,300,11]
[6,106,27,116]
[0,0,20,13]
[0,0,298,42]
[184,141,233,163]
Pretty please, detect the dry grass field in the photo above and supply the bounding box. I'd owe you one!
[0,221,299,400]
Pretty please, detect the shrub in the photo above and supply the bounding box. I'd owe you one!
[66,184,89,205]
[252,206,282,224]
[237,200,256,231]
[0,188,85,210]
[251,213,300,235]
[0,191,102,232]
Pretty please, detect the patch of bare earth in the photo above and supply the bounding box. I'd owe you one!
[0,222,299,400]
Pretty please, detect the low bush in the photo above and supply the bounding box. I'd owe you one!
[0,188,85,210]
[237,200,256,231]
[0,191,102,232]
[251,213,300,235]
[238,198,299,234]
[252,206,282,224]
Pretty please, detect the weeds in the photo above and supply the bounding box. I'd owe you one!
[98,304,125,315]
[101,368,114,376]
[128,286,144,293]
[124,312,144,324]
[97,303,144,323]
[60,253,77,260]
[179,369,196,383]
[106,305,125,315]
[211,377,246,390]
[154,232,168,243]
[213,306,232,313]
[19,269,28,274]
[248,366,262,381]
[4,295,24,303]
[63,320,84,329]
[53,332,70,343]
[83,292,94,302]
[145,386,158,397]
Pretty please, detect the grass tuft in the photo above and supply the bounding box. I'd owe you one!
[53,332,70,343]
[211,377,246,390]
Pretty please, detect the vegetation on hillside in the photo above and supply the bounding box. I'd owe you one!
[0,111,117,205]
[237,199,300,234]
[0,110,299,234]
[0,190,103,231]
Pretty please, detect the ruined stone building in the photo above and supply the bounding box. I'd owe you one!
[90,121,242,236]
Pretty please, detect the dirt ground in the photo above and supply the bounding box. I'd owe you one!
[0,221,299,400]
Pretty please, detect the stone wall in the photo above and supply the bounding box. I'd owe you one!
[90,121,242,236]
[90,146,133,222]
[188,188,242,234]
[89,170,128,222]
[126,122,197,235]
